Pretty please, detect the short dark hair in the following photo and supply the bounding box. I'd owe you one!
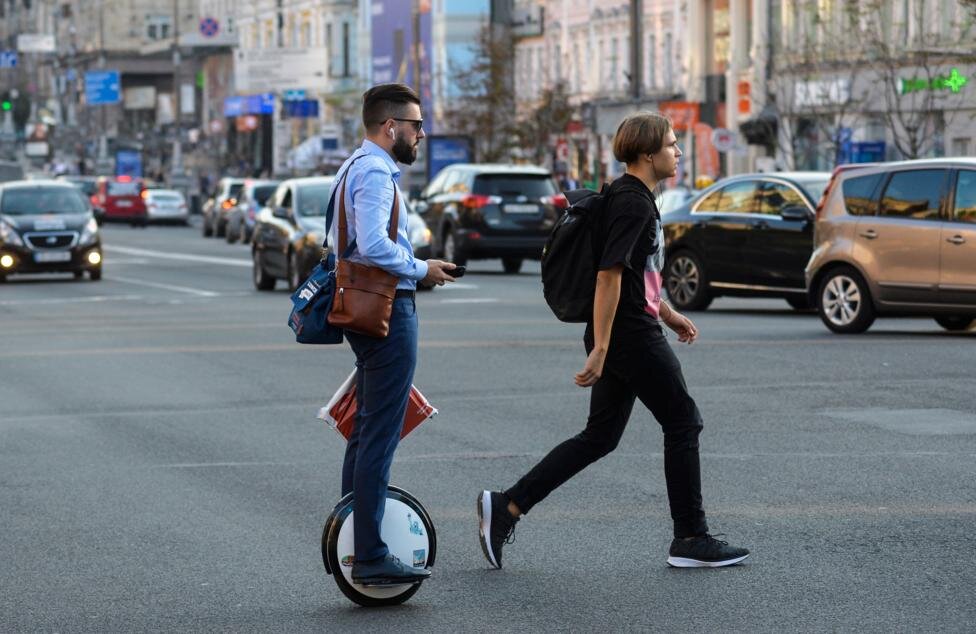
[362,83,421,131]
[612,111,672,164]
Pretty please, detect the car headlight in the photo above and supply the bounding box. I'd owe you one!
[79,217,99,245]
[0,221,24,247]
[409,223,431,248]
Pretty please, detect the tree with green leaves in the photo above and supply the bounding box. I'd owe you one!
[515,82,576,166]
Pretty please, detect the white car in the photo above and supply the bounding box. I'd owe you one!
[145,189,189,224]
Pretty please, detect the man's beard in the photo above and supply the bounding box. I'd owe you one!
[392,136,418,164]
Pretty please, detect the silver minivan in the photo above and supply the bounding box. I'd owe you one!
[806,158,976,333]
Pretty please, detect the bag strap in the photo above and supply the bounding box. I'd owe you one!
[336,166,399,258]
[323,153,369,254]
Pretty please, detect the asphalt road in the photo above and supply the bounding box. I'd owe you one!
[2,220,974,633]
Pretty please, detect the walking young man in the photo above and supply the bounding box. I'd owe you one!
[333,83,458,585]
[478,112,749,569]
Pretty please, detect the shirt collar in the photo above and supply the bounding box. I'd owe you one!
[360,139,401,178]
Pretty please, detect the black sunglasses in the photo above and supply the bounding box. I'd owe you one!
[393,118,424,132]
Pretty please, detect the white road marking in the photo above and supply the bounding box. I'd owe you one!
[102,258,151,265]
[104,245,251,267]
[438,282,479,290]
[0,294,147,306]
[108,275,220,297]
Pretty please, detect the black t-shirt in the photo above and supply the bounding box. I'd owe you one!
[584,174,662,346]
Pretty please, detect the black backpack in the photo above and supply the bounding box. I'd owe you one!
[541,185,611,322]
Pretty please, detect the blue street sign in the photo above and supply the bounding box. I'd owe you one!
[85,70,121,105]
[282,99,318,118]
[0,50,17,68]
[115,149,143,178]
[283,89,306,101]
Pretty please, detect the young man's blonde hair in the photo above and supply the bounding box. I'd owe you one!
[612,111,673,165]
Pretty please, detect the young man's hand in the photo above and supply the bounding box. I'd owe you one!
[664,310,699,344]
[422,260,459,286]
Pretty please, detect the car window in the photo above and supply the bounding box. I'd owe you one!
[880,169,946,221]
[422,169,450,198]
[841,173,884,216]
[107,181,141,196]
[797,179,829,206]
[252,184,278,205]
[1,187,88,215]
[695,188,724,212]
[715,181,761,214]
[229,183,243,199]
[758,182,807,215]
[296,184,332,217]
[473,174,556,197]
[279,187,293,210]
[952,170,976,224]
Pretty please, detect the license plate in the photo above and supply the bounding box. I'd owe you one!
[34,251,71,263]
[115,200,132,207]
[504,204,539,214]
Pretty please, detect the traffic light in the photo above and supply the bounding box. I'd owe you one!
[1,99,11,112]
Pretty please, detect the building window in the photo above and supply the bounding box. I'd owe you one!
[647,33,656,89]
[146,15,172,41]
[342,22,350,77]
[664,33,673,89]
[951,138,971,157]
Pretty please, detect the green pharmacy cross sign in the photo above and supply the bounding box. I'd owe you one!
[899,68,969,95]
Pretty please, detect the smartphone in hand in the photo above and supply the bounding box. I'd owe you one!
[447,265,466,278]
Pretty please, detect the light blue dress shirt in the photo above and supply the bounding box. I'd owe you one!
[327,140,429,290]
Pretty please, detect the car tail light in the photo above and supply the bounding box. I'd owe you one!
[544,194,569,209]
[140,189,149,199]
[222,198,237,209]
[461,194,492,209]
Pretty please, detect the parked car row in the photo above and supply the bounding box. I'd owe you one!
[662,158,976,333]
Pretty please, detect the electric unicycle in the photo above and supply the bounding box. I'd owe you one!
[321,485,437,607]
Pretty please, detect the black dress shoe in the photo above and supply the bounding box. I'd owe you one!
[351,553,431,586]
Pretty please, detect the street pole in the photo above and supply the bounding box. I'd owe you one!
[630,0,643,102]
[171,0,183,178]
[97,0,108,165]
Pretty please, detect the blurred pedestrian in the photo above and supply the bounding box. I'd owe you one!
[477,111,750,570]
[331,83,459,586]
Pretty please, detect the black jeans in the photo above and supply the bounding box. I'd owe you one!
[505,329,709,538]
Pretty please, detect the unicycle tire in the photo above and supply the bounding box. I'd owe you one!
[321,485,437,607]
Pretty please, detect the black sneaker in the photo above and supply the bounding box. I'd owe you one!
[667,534,750,568]
[351,553,431,586]
[477,490,518,569]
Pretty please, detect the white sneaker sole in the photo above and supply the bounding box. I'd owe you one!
[667,553,750,568]
[477,491,500,569]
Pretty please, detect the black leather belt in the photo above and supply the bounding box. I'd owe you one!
[394,289,415,299]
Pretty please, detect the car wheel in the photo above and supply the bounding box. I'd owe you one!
[202,214,213,237]
[502,257,523,274]
[443,230,467,267]
[785,296,812,311]
[934,316,976,332]
[252,250,276,291]
[665,251,712,311]
[240,223,249,245]
[215,219,226,238]
[287,250,302,291]
[817,267,875,334]
[89,267,102,281]
[226,219,239,244]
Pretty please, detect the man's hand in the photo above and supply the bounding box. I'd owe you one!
[422,259,459,286]
[575,347,607,387]
[663,309,699,344]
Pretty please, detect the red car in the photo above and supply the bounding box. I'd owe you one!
[96,176,149,225]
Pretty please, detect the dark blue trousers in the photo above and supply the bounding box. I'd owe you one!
[341,297,418,562]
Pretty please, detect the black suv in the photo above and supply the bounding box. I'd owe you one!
[0,180,103,281]
[413,164,565,273]
[662,172,830,311]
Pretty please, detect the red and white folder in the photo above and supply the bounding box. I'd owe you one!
[317,369,437,441]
